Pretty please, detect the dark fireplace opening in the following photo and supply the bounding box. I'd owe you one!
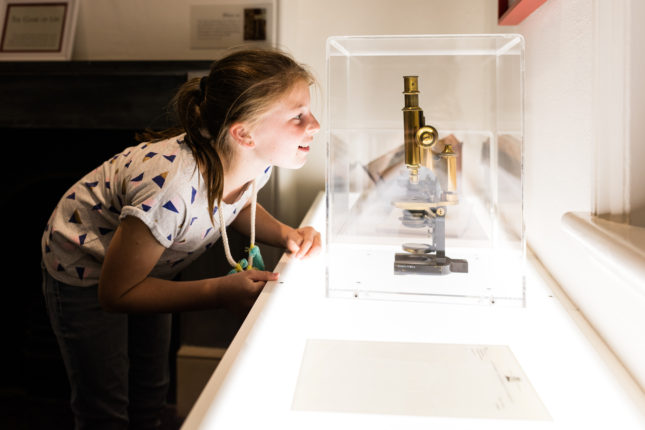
[0,61,211,428]
[1,127,140,427]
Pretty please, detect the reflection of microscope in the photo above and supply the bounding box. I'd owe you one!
[393,76,468,275]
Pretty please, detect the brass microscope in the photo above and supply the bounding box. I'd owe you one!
[393,76,468,275]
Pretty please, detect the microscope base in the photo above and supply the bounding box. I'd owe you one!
[394,253,468,275]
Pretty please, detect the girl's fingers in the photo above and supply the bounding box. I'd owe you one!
[247,269,279,281]
[297,229,322,259]
[296,237,313,259]
[286,238,301,255]
[308,234,322,257]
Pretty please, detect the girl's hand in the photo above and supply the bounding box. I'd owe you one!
[217,270,279,316]
[284,226,321,260]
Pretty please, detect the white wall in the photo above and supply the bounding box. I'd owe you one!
[502,0,645,391]
[72,0,254,60]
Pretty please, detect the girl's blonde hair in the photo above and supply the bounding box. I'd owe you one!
[138,48,315,224]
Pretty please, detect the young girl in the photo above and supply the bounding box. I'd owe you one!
[41,48,321,429]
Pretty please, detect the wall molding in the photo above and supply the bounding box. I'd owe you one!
[592,0,630,221]
[593,0,645,226]
[561,211,645,296]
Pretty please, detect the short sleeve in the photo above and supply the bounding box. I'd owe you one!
[118,152,192,248]
[120,189,189,248]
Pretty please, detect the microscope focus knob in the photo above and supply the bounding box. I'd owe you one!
[416,125,438,148]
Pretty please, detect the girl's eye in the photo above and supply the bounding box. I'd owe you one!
[294,113,303,121]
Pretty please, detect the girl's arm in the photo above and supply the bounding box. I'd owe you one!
[231,202,321,259]
[98,216,277,314]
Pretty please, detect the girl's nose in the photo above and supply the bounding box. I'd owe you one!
[307,114,321,135]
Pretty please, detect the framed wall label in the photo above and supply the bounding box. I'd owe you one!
[0,0,79,60]
[190,2,275,50]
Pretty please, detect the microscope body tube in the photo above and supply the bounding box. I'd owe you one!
[402,76,440,184]
[402,75,459,203]
[402,76,424,184]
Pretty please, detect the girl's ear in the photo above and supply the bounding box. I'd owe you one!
[228,122,255,147]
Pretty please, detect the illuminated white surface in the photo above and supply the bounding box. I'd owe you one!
[182,192,645,429]
[292,340,551,420]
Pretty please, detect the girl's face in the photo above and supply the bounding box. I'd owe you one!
[248,79,320,169]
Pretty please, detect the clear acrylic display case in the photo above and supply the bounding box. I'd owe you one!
[325,34,525,305]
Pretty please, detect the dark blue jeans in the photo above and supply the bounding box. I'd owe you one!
[42,268,172,430]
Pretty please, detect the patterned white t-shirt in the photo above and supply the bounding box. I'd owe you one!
[41,134,272,286]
